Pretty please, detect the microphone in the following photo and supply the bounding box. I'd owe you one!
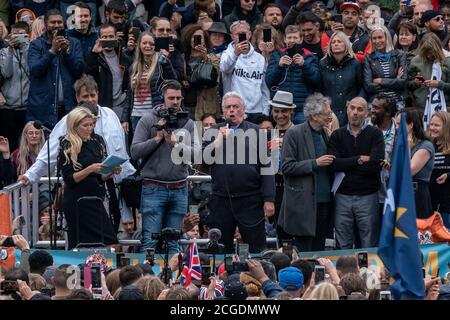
[208,228,222,243]
[33,121,52,133]
[224,119,232,129]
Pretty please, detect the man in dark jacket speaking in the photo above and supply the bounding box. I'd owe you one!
[203,91,275,253]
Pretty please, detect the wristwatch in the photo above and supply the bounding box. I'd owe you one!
[357,156,364,165]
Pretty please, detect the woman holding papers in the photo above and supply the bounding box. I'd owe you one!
[58,107,120,250]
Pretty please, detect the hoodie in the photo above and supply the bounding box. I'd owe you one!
[0,44,30,109]
[222,0,264,32]
[220,42,270,115]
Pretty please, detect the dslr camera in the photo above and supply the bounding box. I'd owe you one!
[154,107,188,132]
[152,228,181,242]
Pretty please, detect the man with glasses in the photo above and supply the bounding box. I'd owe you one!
[328,97,384,249]
[85,23,130,119]
[421,10,450,49]
[131,80,200,254]
[279,93,335,252]
[223,0,264,32]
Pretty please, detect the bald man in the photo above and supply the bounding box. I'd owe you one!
[327,97,385,249]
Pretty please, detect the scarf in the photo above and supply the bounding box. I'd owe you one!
[375,51,391,62]
[424,62,447,128]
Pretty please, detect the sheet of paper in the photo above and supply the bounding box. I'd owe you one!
[331,172,345,195]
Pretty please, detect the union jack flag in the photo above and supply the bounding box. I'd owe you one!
[180,242,201,287]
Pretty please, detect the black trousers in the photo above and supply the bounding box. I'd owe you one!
[278,203,333,252]
[0,109,26,151]
[207,193,266,254]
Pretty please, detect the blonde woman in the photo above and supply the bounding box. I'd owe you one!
[363,25,407,108]
[121,31,175,134]
[11,122,45,178]
[428,111,450,229]
[308,282,340,300]
[58,107,120,250]
[30,16,46,41]
[320,31,363,126]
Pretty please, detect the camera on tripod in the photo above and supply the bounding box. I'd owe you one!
[153,107,189,132]
[152,227,182,242]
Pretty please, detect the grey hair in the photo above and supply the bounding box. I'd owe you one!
[222,91,246,111]
[229,20,250,34]
[303,93,331,119]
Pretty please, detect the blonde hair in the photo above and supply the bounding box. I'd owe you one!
[326,31,356,59]
[418,32,446,65]
[63,107,96,170]
[429,111,450,154]
[16,121,45,176]
[30,16,45,40]
[309,282,340,300]
[131,32,159,94]
[135,276,166,300]
[370,25,394,53]
[0,19,8,39]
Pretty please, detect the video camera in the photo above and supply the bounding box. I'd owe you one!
[151,228,182,242]
[153,107,188,132]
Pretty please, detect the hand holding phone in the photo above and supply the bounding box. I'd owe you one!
[263,28,272,43]
[314,265,325,284]
[357,251,368,268]
[238,32,247,44]
[194,34,202,46]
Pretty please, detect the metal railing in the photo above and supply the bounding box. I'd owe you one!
[1,175,212,248]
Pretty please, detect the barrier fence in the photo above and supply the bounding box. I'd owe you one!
[0,175,213,248]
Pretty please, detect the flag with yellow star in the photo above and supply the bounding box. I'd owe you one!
[378,114,425,300]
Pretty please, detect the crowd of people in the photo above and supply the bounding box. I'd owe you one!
[0,0,449,300]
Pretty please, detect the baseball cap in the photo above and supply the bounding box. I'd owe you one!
[278,266,304,292]
[340,2,361,12]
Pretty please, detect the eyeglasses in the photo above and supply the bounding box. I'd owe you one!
[244,0,256,2]
[157,28,171,33]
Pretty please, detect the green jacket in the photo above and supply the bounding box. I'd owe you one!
[407,53,450,112]
[0,0,9,26]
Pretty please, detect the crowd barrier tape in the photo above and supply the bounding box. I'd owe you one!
[14,243,450,277]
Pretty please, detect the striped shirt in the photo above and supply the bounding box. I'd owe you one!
[379,60,396,99]
[131,74,153,118]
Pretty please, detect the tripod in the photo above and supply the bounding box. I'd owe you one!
[159,239,173,285]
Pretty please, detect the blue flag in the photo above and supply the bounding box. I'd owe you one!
[378,114,425,300]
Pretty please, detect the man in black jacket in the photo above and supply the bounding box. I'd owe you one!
[204,91,275,253]
[84,23,130,119]
[328,97,384,249]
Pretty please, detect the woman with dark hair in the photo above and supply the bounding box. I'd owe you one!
[407,32,450,114]
[395,22,418,65]
[395,108,435,219]
[364,25,407,110]
[181,23,221,121]
[428,111,450,229]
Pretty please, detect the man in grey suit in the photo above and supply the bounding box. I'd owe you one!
[278,93,335,252]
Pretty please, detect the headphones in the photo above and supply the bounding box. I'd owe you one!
[158,79,183,102]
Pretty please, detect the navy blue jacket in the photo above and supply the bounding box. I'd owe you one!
[66,26,98,61]
[27,33,84,126]
[266,48,321,112]
[320,54,365,115]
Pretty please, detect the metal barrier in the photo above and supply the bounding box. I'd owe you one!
[1,175,212,248]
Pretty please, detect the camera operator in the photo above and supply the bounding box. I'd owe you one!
[130,80,200,254]
[0,234,31,273]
